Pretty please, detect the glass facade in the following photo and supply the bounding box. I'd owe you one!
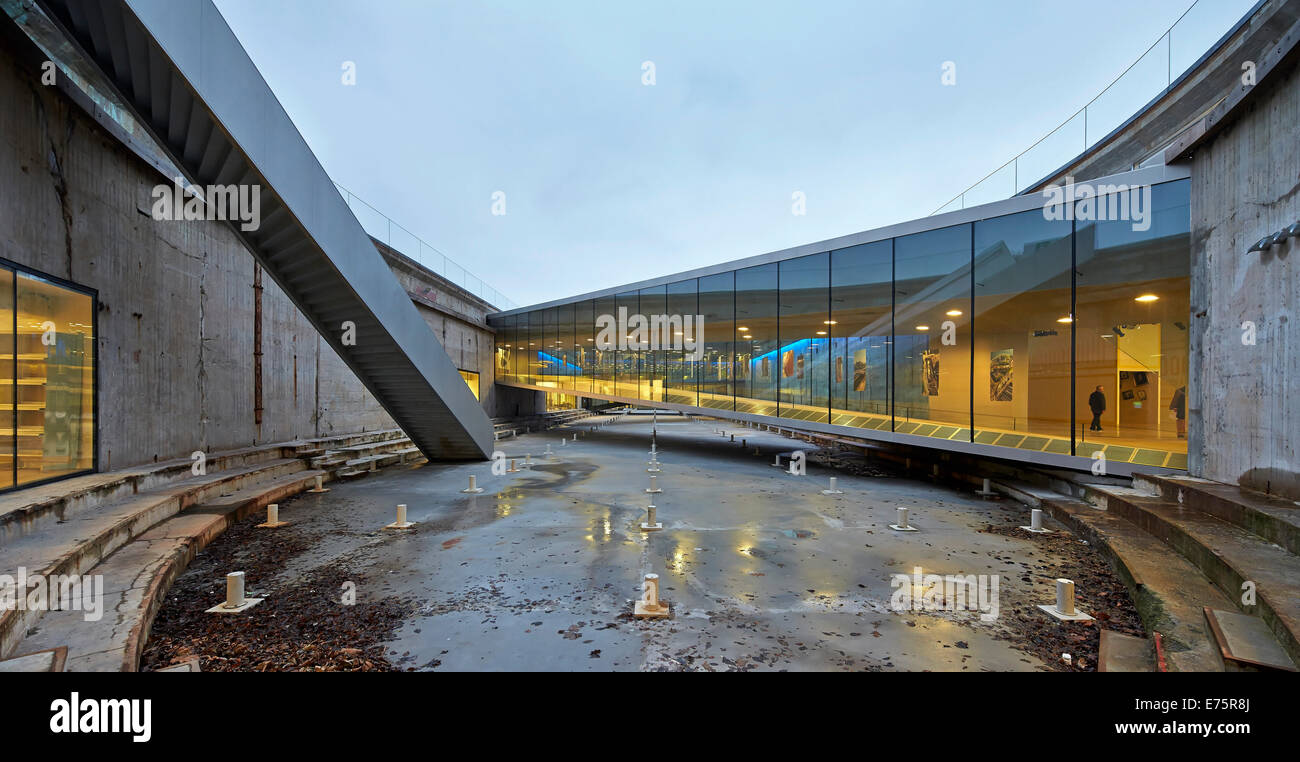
[0,266,96,490]
[496,178,1191,470]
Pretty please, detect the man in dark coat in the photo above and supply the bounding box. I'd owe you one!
[1088,385,1106,432]
[1170,386,1186,438]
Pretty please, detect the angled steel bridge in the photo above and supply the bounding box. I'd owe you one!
[35,0,493,459]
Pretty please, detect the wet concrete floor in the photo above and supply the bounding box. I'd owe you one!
[259,414,1075,671]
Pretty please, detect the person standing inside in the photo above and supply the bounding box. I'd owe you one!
[1171,385,1187,438]
[1088,385,1106,432]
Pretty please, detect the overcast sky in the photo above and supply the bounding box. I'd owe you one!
[212,0,1255,308]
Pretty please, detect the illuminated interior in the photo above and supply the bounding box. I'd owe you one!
[493,179,1190,469]
[0,267,96,490]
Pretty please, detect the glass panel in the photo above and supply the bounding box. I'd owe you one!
[495,315,514,384]
[778,253,829,422]
[528,310,543,386]
[593,296,616,396]
[555,302,574,390]
[831,240,892,430]
[1075,179,1190,465]
[639,285,666,403]
[615,291,639,399]
[893,224,972,438]
[665,279,698,407]
[574,300,593,394]
[0,269,12,490]
[735,263,777,417]
[699,272,733,410]
[458,369,480,399]
[973,208,1073,452]
[16,273,95,485]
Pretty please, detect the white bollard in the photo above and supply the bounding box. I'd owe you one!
[525,453,533,467]
[225,571,245,609]
[507,458,521,473]
[462,475,484,494]
[771,454,783,468]
[385,503,415,530]
[1021,508,1050,533]
[640,503,663,532]
[822,476,844,495]
[206,570,263,613]
[633,572,670,618]
[647,458,661,473]
[308,474,329,493]
[1038,578,1094,621]
[645,475,662,494]
[1056,579,1075,615]
[257,503,288,528]
[890,506,918,532]
[975,478,997,498]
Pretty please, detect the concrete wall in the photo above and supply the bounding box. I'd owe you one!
[0,34,496,471]
[1188,57,1300,499]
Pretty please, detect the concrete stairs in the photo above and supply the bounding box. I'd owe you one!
[491,409,595,441]
[985,470,1299,672]
[0,429,420,670]
[1088,475,1300,671]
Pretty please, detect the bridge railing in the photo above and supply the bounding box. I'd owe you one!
[931,0,1260,215]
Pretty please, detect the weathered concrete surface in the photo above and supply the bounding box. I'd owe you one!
[1187,49,1300,499]
[0,27,497,471]
[146,415,1163,671]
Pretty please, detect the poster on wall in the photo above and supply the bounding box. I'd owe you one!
[760,356,770,379]
[835,356,844,384]
[990,349,1013,402]
[922,351,940,396]
[853,349,867,392]
[782,350,795,378]
[796,354,805,380]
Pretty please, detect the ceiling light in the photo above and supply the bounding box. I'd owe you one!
[1056,316,1073,324]
[737,326,750,332]
[816,330,827,335]
[945,310,963,317]
[1134,294,1159,303]
[823,320,838,325]
[915,325,930,331]
[743,334,753,339]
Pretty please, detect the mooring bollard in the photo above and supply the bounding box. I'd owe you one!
[822,476,844,495]
[975,478,997,498]
[206,570,263,613]
[641,503,663,532]
[1038,578,1094,621]
[771,454,783,468]
[308,474,329,493]
[646,475,662,494]
[1021,508,1050,533]
[507,458,521,473]
[890,506,918,532]
[462,475,484,494]
[257,503,288,529]
[634,572,670,618]
[384,503,415,530]
[225,572,244,609]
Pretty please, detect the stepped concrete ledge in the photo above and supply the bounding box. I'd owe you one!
[0,429,415,662]
[992,480,1228,672]
[0,430,408,543]
[1090,485,1300,667]
[1134,473,1300,556]
[11,469,325,671]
